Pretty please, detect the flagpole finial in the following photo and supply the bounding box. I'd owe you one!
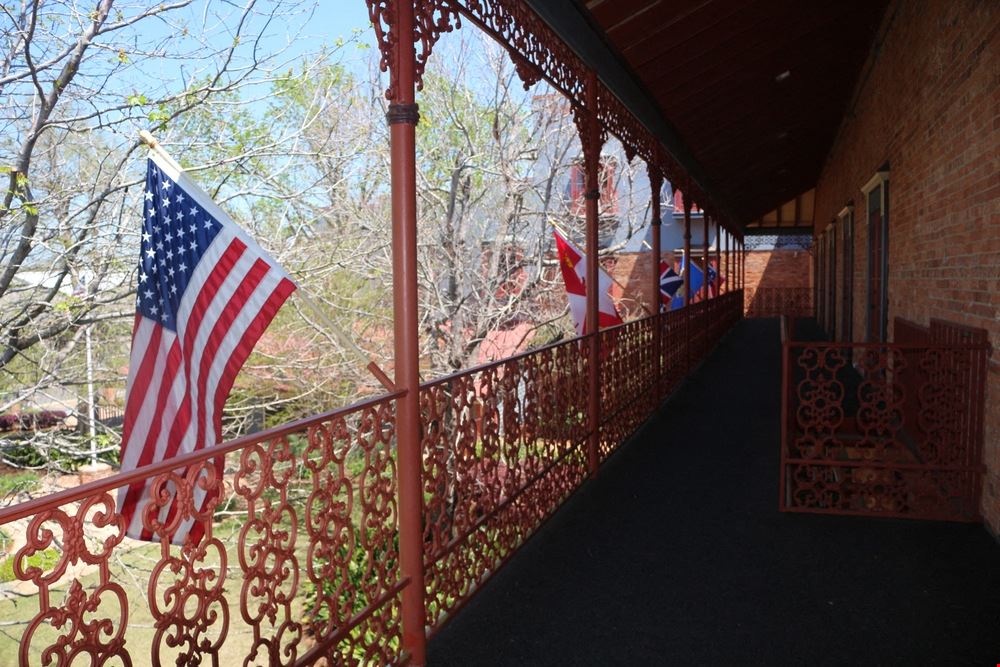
[139,130,158,148]
[139,130,184,173]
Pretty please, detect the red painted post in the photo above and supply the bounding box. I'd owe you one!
[649,166,663,392]
[682,193,692,307]
[385,1,427,662]
[724,227,729,295]
[714,219,721,298]
[682,191,692,372]
[743,238,747,292]
[581,71,602,475]
[702,212,710,303]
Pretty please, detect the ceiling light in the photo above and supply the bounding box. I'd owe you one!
[775,70,791,83]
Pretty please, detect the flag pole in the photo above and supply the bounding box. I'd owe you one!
[548,219,654,317]
[139,130,183,172]
[138,131,397,392]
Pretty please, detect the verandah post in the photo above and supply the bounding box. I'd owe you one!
[742,236,747,308]
[575,71,604,476]
[702,211,710,303]
[715,219,721,298]
[649,166,663,395]
[382,0,427,661]
[724,226,729,295]
[682,191,692,372]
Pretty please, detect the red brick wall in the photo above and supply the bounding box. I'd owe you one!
[608,250,739,318]
[606,252,659,320]
[746,249,813,293]
[812,1,999,533]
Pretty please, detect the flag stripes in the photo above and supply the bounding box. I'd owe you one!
[117,154,295,544]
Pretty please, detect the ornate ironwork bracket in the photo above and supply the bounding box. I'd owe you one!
[368,0,462,101]
[648,165,663,224]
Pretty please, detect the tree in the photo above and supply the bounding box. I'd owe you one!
[0,0,320,462]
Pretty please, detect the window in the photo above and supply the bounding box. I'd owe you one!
[837,204,854,342]
[862,170,889,342]
[566,157,619,218]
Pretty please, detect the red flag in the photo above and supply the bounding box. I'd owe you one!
[117,154,295,545]
[553,229,622,334]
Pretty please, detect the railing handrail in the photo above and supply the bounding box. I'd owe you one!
[0,388,405,523]
[0,289,750,522]
[421,291,743,390]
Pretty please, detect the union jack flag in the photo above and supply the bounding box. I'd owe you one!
[117,154,296,544]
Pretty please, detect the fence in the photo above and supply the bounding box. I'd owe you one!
[0,291,744,665]
[746,287,812,319]
[779,316,989,521]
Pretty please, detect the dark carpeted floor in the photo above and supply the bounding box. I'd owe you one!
[427,318,1000,666]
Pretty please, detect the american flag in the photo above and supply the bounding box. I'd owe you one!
[117,154,296,544]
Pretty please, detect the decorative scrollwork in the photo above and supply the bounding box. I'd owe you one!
[236,436,302,666]
[16,494,130,666]
[368,0,461,101]
[571,99,606,186]
[146,461,230,666]
[782,321,987,520]
[415,1,462,91]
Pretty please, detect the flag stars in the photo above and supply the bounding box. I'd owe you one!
[143,289,153,300]
[144,190,154,202]
[142,231,151,243]
[145,248,156,260]
[189,240,198,252]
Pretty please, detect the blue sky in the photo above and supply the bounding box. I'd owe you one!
[315,2,376,45]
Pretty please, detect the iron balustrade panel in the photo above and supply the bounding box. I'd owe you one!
[419,338,590,632]
[780,330,989,521]
[0,393,406,666]
[659,307,689,399]
[687,301,709,368]
[0,290,751,664]
[599,317,656,461]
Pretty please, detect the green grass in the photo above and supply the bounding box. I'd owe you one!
[0,470,40,497]
[0,547,60,584]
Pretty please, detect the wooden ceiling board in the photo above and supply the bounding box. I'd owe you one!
[574,0,888,224]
